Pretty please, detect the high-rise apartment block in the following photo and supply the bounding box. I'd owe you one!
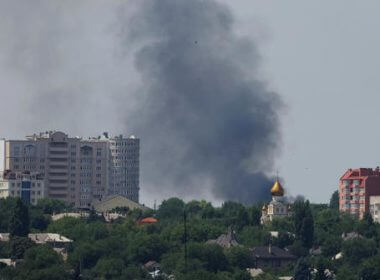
[339,168,380,220]
[0,131,139,208]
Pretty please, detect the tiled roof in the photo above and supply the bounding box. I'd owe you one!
[207,229,240,248]
[0,233,72,243]
[252,246,296,260]
[92,195,150,213]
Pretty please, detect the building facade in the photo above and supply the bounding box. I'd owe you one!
[339,168,380,219]
[0,170,45,205]
[369,196,380,223]
[261,180,292,224]
[0,131,139,208]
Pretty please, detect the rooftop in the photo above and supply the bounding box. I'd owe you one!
[252,246,296,260]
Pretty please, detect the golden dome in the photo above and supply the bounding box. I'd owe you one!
[271,180,284,196]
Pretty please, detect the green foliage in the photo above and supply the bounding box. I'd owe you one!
[225,246,254,269]
[35,198,70,215]
[342,237,377,265]
[293,200,314,248]
[358,255,380,280]
[157,197,185,220]
[0,198,17,232]
[357,212,377,239]
[293,258,311,280]
[2,196,380,279]
[9,199,29,237]
[329,190,339,209]
[12,245,69,280]
[249,206,261,226]
[9,236,35,259]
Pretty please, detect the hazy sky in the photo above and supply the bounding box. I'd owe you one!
[224,1,380,202]
[1,1,379,205]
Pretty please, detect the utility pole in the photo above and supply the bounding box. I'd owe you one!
[183,209,188,274]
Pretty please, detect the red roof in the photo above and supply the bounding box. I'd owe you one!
[138,217,158,224]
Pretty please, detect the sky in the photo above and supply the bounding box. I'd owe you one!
[1,1,380,205]
[221,1,380,203]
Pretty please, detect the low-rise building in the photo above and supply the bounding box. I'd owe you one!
[92,195,149,213]
[0,170,45,205]
[206,228,240,248]
[251,245,296,269]
[0,233,72,260]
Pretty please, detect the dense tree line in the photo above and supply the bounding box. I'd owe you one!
[0,194,379,279]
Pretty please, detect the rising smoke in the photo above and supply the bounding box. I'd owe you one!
[123,0,283,204]
[0,0,283,204]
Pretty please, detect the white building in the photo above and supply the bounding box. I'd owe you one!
[0,131,139,208]
[261,180,292,224]
[0,170,45,205]
[369,196,380,223]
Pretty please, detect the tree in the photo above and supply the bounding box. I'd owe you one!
[9,199,29,237]
[358,255,380,280]
[293,258,311,280]
[225,247,254,269]
[329,190,339,209]
[314,257,331,280]
[9,236,34,260]
[342,238,377,265]
[357,212,377,239]
[293,200,314,248]
[35,198,69,215]
[157,198,185,219]
[92,258,126,279]
[249,206,261,226]
[13,245,69,280]
[236,208,249,229]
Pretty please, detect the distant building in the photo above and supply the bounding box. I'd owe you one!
[0,170,45,205]
[206,228,240,248]
[339,168,380,219]
[261,180,292,224]
[251,245,296,269]
[0,233,72,260]
[0,131,139,208]
[369,196,380,223]
[92,195,149,213]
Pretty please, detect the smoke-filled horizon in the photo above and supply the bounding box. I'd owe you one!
[0,0,283,204]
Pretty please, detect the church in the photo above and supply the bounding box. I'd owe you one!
[261,179,292,224]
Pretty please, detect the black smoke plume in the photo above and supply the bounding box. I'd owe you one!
[124,0,283,204]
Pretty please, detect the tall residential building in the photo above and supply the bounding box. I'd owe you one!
[339,167,380,219]
[0,131,139,208]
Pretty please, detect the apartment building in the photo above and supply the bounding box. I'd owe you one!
[0,131,139,208]
[0,170,45,205]
[339,167,380,219]
[108,135,140,202]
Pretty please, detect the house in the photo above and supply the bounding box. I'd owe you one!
[0,233,73,260]
[92,195,150,213]
[138,217,158,225]
[206,228,240,248]
[251,245,296,269]
[341,232,363,241]
[51,212,89,221]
